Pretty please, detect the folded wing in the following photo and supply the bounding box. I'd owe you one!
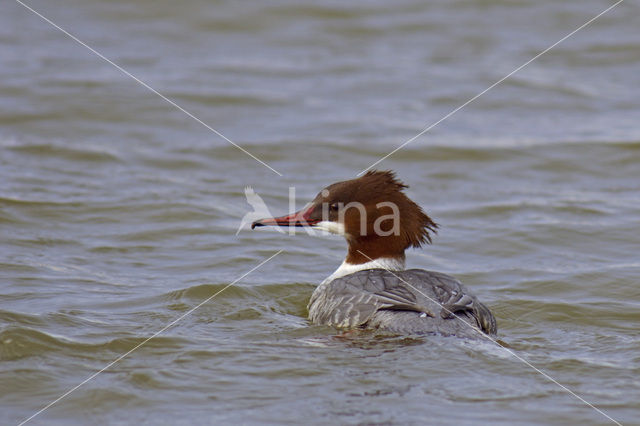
[308,269,497,336]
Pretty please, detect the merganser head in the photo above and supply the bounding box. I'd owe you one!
[252,170,438,265]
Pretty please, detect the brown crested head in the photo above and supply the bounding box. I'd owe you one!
[306,170,438,263]
[251,170,439,264]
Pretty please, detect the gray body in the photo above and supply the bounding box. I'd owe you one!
[308,269,497,338]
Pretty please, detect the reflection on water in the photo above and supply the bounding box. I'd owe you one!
[2,0,640,424]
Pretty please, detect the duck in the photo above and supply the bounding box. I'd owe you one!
[252,170,497,338]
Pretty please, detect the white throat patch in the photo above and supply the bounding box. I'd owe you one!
[313,221,346,236]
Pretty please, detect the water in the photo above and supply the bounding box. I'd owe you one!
[2,0,640,424]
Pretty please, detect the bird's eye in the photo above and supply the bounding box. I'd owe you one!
[330,203,339,211]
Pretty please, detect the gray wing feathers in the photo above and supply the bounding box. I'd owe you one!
[308,277,427,329]
[396,269,497,335]
[308,269,497,336]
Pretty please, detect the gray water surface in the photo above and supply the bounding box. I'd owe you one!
[1,0,640,425]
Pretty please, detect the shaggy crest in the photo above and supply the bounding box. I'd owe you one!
[358,170,439,248]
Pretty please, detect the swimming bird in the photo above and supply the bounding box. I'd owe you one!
[252,171,496,338]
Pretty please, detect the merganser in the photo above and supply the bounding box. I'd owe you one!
[252,171,497,337]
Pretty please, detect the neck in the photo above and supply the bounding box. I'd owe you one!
[345,236,407,265]
[323,255,405,284]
